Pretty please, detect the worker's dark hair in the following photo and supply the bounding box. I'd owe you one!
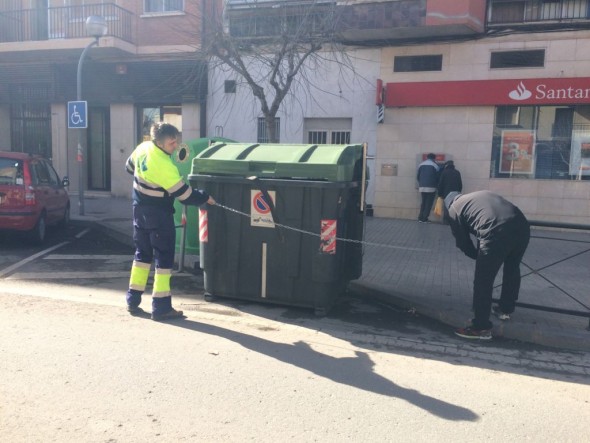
[427,153,436,160]
[151,122,179,142]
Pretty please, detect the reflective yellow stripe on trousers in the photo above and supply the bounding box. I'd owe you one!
[152,268,172,298]
[129,260,151,291]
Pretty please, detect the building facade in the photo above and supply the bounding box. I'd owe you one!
[2,0,589,224]
[0,0,207,201]
[376,0,590,224]
[209,0,590,224]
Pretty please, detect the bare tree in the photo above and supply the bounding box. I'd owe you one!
[202,0,352,143]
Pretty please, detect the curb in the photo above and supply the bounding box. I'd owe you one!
[350,281,590,353]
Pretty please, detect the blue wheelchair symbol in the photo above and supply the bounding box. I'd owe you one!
[68,101,87,129]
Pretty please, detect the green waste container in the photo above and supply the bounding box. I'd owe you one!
[188,142,367,315]
[171,137,235,255]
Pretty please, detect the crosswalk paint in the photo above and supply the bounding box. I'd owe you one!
[0,241,69,279]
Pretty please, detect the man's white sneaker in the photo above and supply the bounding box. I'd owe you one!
[493,306,510,321]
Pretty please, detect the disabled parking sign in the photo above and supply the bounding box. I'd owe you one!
[251,190,275,228]
[67,101,87,129]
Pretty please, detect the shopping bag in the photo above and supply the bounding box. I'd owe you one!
[433,197,444,217]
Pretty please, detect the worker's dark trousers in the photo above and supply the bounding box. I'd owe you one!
[418,192,436,221]
[127,205,176,315]
[472,221,530,330]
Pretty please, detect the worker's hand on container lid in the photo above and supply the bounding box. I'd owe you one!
[207,196,216,205]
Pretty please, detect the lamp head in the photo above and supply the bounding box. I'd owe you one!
[85,15,107,39]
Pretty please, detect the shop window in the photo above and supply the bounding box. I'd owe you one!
[490,50,545,69]
[138,105,182,143]
[144,0,183,14]
[394,55,442,72]
[490,105,590,180]
[257,117,280,143]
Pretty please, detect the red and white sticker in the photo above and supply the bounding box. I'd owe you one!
[320,219,337,255]
[199,209,208,243]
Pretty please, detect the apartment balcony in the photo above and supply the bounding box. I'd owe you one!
[225,0,487,45]
[0,3,136,61]
[488,0,590,27]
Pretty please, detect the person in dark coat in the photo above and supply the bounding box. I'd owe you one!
[416,153,440,223]
[444,191,530,340]
[437,161,463,224]
[437,160,462,199]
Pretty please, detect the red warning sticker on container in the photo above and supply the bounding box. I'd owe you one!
[199,209,208,243]
[320,219,337,255]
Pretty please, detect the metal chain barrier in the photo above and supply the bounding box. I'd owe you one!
[208,202,590,326]
[213,203,427,252]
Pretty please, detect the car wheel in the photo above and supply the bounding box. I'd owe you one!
[31,212,47,244]
[59,204,70,229]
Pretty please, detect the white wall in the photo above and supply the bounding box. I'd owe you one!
[374,30,590,223]
[207,48,381,204]
[181,102,200,142]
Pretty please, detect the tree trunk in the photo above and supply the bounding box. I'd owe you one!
[265,114,279,143]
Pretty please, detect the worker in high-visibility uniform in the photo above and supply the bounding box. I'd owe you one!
[125,122,215,321]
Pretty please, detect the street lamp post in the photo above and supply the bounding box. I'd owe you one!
[76,15,107,215]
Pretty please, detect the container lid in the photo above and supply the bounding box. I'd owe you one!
[191,143,364,182]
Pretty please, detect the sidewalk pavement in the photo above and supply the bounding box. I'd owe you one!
[71,194,590,352]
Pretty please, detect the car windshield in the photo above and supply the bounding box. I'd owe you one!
[0,158,23,185]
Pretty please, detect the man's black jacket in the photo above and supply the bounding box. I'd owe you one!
[447,191,529,259]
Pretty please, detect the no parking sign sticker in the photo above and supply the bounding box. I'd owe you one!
[251,190,276,228]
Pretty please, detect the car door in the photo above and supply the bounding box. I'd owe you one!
[30,160,55,223]
[44,160,68,222]
[47,162,70,224]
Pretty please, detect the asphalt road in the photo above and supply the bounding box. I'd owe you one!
[1,224,589,441]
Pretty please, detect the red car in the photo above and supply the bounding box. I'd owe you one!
[0,151,70,243]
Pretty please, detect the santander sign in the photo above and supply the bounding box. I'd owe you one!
[385,77,590,107]
[509,80,590,101]
[508,81,532,100]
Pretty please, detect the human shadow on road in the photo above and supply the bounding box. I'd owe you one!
[168,318,479,422]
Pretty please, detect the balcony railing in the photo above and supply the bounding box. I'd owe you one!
[226,0,425,40]
[488,0,590,25]
[0,3,135,44]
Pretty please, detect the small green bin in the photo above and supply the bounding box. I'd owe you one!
[188,142,367,315]
[171,137,235,255]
